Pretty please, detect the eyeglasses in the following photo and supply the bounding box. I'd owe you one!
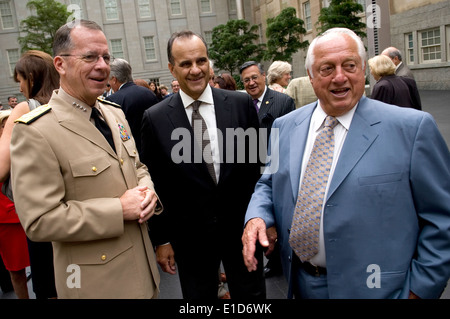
[60,54,114,65]
[243,74,260,84]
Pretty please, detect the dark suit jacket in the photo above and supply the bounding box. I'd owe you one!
[371,75,421,110]
[395,62,414,79]
[259,87,296,137]
[106,81,158,153]
[141,88,261,249]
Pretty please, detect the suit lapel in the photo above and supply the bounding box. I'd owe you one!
[327,98,379,200]
[259,88,273,120]
[289,104,316,201]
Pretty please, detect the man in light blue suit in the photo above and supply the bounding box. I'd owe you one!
[242,28,450,299]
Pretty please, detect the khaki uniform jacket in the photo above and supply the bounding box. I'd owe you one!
[10,89,161,299]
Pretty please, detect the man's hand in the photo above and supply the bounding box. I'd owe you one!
[120,186,158,223]
[156,244,177,275]
[242,218,268,272]
[265,226,278,257]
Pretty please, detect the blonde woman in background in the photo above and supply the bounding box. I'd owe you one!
[267,60,292,94]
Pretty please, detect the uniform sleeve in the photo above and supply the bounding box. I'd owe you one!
[10,123,124,242]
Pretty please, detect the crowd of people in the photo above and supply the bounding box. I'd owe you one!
[0,19,449,301]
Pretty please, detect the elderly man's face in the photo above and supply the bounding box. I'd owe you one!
[308,34,366,117]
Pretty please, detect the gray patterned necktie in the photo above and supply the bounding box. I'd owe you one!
[191,100,217,184]
[289,115,338,262]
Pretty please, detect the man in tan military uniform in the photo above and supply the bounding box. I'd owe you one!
[10,20,162,299]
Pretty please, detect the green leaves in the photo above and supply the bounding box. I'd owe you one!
[264,7,309,62]
[18,0,71,54]
[317,0,366,39]
[209,20,265,77]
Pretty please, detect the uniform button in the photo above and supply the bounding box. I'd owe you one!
[133,150,137,155]
[120,159,124,165]
[92,166,97,172]
[101,254,107,261]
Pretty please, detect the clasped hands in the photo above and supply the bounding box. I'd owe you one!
[120,186,158,224]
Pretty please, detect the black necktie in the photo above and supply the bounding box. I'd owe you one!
[91,107,116,152]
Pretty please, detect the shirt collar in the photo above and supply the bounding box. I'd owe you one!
[312,101,358,132]
[181,85,214,109]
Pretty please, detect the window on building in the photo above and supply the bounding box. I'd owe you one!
[204,31,213,48]
[303,1,311,32]
[405,33,414,64]
[7,48,19,76]
[144,36,157,61]
[69,0,86,19]
[110,39,124,59]
[105,0,119,20]
[0,0,14,29]
[170,0,182,15]
[420,28,441,63]
[148,78,160,87]
[228,0,237,12]
[138,0,152,18]
[200,0,212,14]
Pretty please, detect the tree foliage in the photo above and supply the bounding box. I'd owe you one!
[317,0,366,39]
[209,19,265,76]
[264,7,309,62]
[18,0,71,54]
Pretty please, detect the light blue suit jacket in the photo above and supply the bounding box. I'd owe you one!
[245,96,450,299]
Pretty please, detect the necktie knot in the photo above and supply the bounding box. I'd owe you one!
[192,100,201,112]
[324,115,338,129]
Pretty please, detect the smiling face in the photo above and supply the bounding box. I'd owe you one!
[241,65,266,100]
[54,26,110,106]
[308,34,366,117]
[168,36,209,100]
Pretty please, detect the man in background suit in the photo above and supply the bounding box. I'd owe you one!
[10,19,162,299]
[242,28,450,299]
[141,31,266,299]
[106,58,158,154]
[240,61,295,141]
[381,47,415,79]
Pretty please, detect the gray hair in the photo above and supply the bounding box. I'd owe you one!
[305,28,366,78]
[53,19,103,57]
[110,58,133,83]
[267,61,292,85]
[167,30,208,65]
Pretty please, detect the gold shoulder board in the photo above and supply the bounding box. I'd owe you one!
[15,104,52,125]
[97,97,121,108]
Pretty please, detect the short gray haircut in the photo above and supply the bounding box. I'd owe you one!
[305,28,366,78]
[267,61,292,85]
[110,58,133,83]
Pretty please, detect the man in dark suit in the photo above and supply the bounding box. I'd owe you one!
[381,47,415,79]
[240,61,295,278]
[239,61,295,140]
[140,31,266,299]
[106,58,158,154]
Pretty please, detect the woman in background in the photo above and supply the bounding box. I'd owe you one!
[267,61,292,94]
[0,50,59,299]
[368,54,421,110]
[213,73,236,91]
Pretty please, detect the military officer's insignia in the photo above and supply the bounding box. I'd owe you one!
[118,123,130,141]
[15,104,52,124]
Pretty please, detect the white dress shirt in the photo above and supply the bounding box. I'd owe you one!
[299,102,358,267]
[180,85,220,182]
